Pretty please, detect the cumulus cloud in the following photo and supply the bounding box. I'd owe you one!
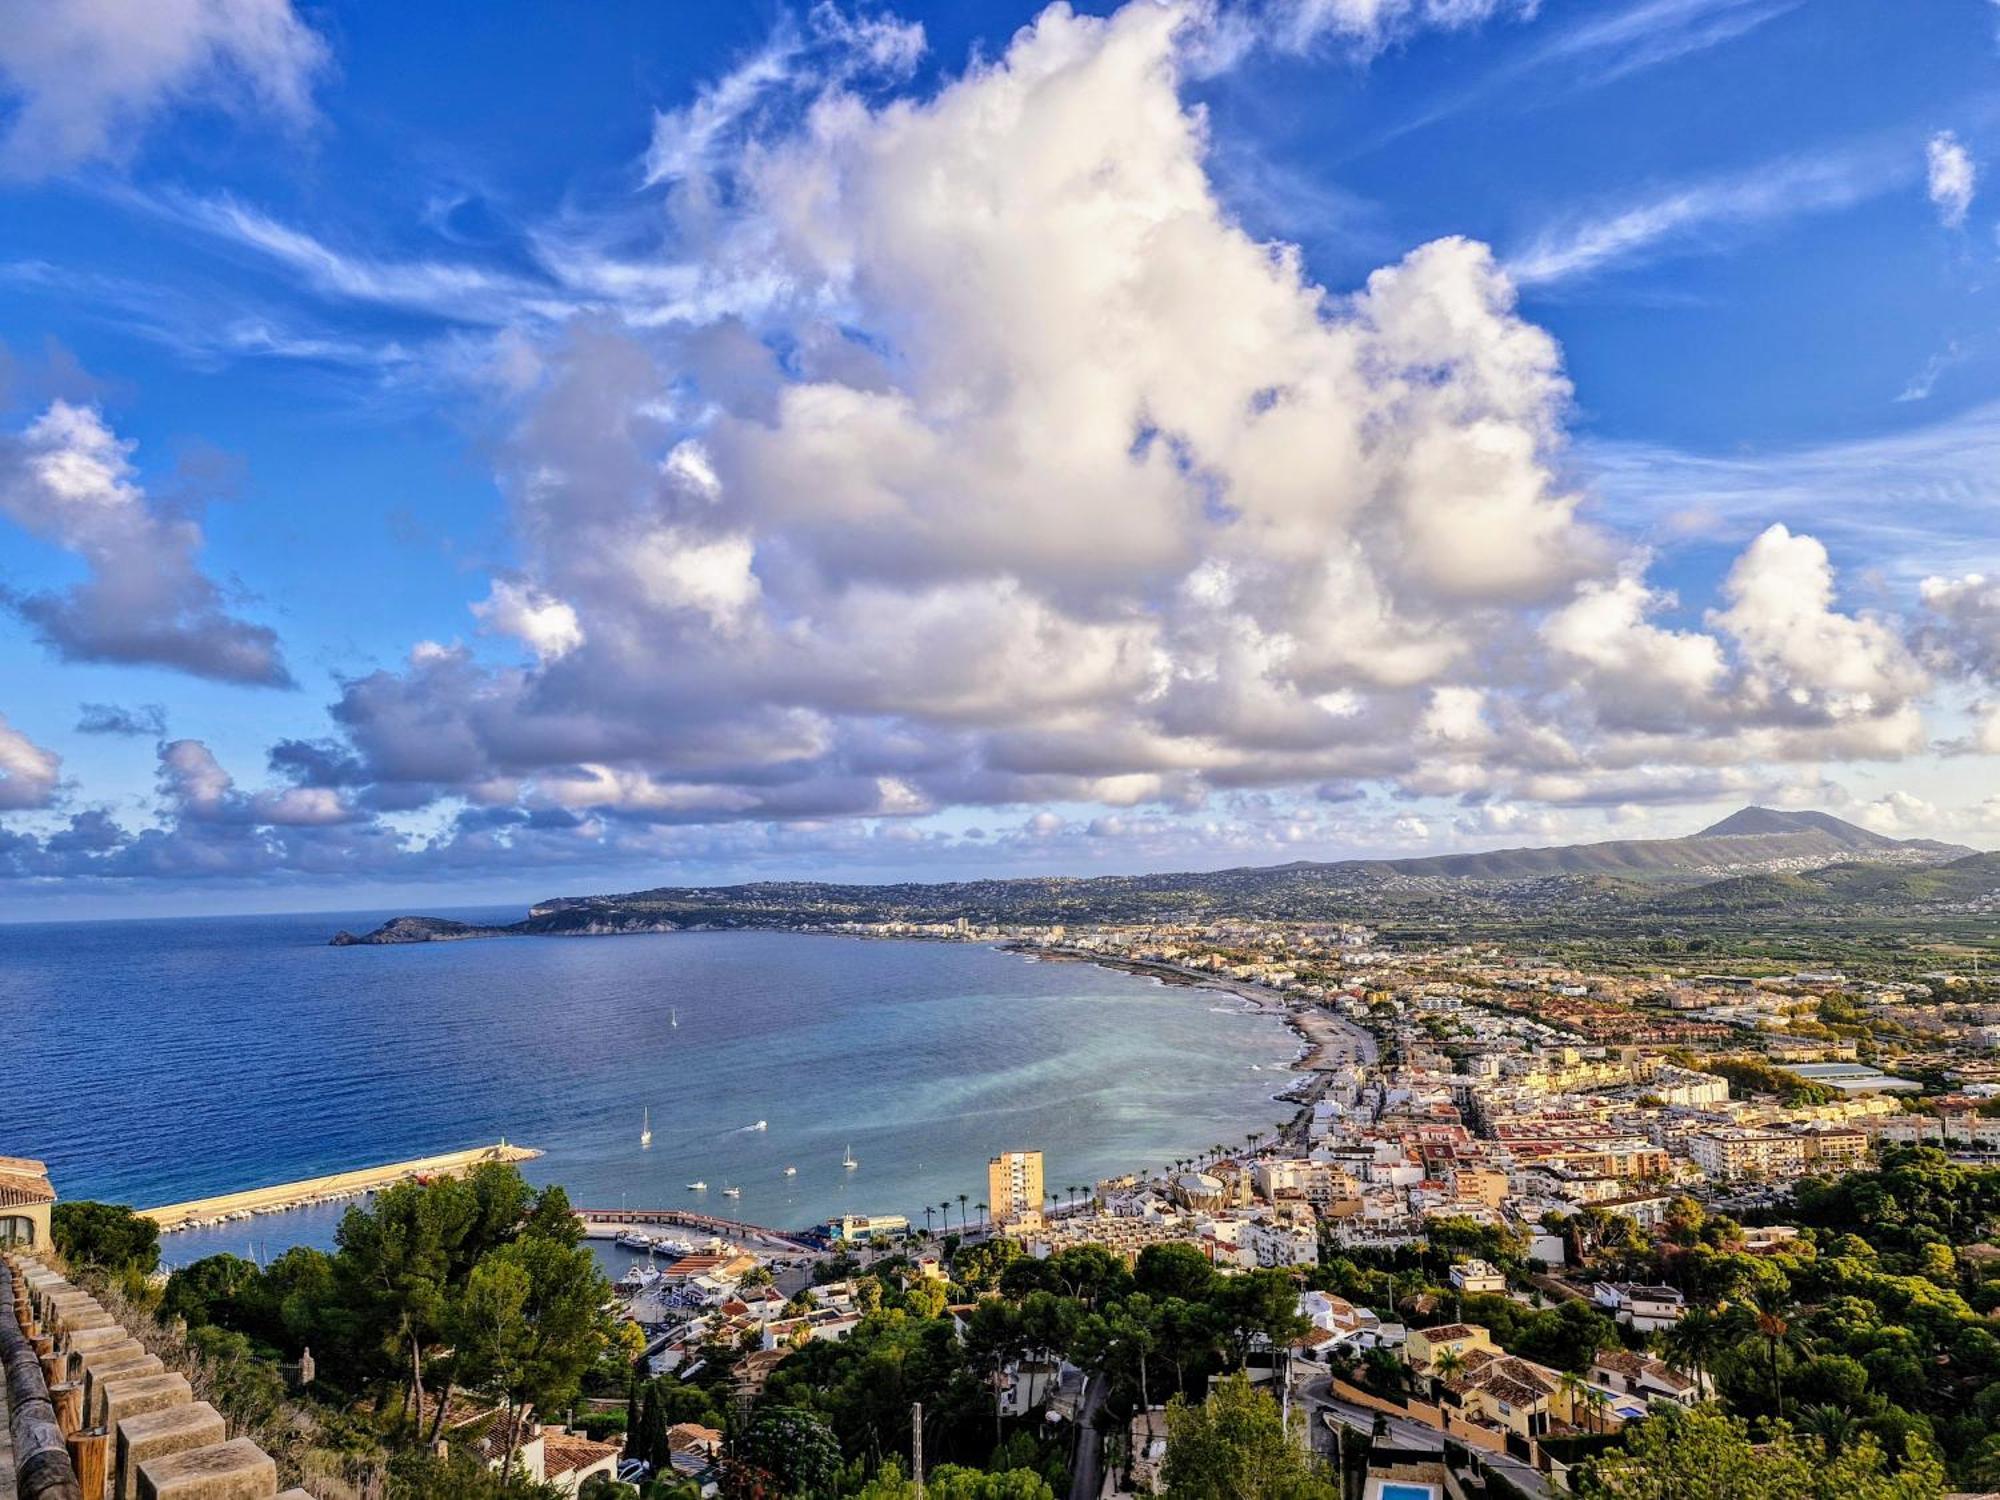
[1926,129,1975,228]
[0,401,292,686]
[0,0,328,179]
[1,0,1984,886]
[0,712,61,811]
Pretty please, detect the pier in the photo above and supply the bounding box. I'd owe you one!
[140,1141,543,1231]
[576,1206,819,1253]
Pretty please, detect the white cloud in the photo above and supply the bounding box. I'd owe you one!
[0,0,327,178]
[472,578,586,662]
[1506,148,1898,285]
[0,401,291,685]
[0,713,61,811]
[1927,129,1975,228]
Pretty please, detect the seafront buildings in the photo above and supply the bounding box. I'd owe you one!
[987,1149,1046,1227]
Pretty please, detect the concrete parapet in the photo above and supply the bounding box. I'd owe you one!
[96,1375,190,1436]
[59,1331,129,1360]
[113,1406,225,1500]
[135,1439,276,1500]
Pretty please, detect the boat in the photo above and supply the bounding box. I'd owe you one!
[842,1146,858,1170]
[685,1180,707,1191]
[616,1230,654,1251]
[640,1107,652,1148]
[722,1186,741,1199]
[671,1008,679,1028]
[784,1166,797,1177]
[752,1120,767,1131]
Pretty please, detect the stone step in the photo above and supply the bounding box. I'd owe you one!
[115,1402,228,1500]
[136,1438,278,1500]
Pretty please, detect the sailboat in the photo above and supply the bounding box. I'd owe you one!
[842,1145,858,1170]
[671,1008,679,1028]
[640,1108,652,1148]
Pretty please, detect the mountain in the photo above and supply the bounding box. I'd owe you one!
[329,807,1980,943]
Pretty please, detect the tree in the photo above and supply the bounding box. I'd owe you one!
[163,1253,264,1330]
[50,1201,160,1274]
[852,1460,1055,1499]
[1160,1375,1337,1500]
[738,1406,842,1499]
[1135,1244,1217,1304]
[1575,1406,1943,1500]
[1661,1306,1722,1397]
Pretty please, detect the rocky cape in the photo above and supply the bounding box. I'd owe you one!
[329,807,1985,945]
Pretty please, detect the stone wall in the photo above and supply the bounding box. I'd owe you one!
[4,1252,308,1500]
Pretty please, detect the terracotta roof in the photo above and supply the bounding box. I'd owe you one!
[0,1166,55,1207]
[543,1430,621,1479]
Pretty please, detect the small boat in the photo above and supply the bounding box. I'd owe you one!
[784,1166,797,1177]
[752,1120,767,1132]
[671,1008,679,1028]
[722,1186,741,1199]
[686,1180,707,1191]
[616,1230,654,1250]
[640,1107,652,1148]
[842,1146,858,1170]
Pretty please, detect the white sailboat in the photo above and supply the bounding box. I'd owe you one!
[671,1008,679,1028]
[842,1145,858,1170]
[640,1108,652,1148]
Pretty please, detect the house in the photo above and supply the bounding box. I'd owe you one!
[1448,1259,1508,1295]
[1590,1349,1705,1407]
[1404,1323,1497,1375]
[1591,1282,1685,1333]
[541,1429,623,1495]
[1120,1407,1170,1495]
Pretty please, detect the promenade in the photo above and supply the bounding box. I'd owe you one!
[140,1141,542,1231]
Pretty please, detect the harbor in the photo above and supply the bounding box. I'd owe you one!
[139,1140,543,1231]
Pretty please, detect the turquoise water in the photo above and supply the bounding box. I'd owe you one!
[0,913,1298,1263]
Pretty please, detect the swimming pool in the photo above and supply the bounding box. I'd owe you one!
[1378,1485,1438,1500]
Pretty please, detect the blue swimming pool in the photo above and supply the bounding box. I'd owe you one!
[1379,1486,1438,1500]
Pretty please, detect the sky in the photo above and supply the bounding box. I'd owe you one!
[2,0,2000,919]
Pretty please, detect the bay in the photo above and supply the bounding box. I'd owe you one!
[0,913,1299,1266]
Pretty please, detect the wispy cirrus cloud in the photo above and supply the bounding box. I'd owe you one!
[1505,145,1904,286]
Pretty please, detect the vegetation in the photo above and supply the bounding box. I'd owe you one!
[51,1199,160,1275]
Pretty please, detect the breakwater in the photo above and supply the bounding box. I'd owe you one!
[139,1141,541,1231]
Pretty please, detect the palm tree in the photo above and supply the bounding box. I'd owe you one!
[1798,1403,1858,1460]
[976,1201,989,1231]
[923,1205,935,1236]
[1663,1307,1722,1399]
[940,1200,954,1236]
[1556,1371,1590,1432]
[958,1192,969,1231]
[1430,1346,1468,1398]
[1748,1288,1805,1418]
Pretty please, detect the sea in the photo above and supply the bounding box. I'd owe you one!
[0,911,1302,1271]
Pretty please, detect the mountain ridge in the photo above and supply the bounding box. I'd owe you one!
[329,807,1982,943]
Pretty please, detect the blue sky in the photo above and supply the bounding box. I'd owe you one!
[2,0,1999,918]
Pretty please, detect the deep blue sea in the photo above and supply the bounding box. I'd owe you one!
[0,912,1298,1268]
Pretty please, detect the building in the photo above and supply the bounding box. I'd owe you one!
[0,1156,54,1250]
[826,1213,909,1243]
[1592,1282,1686,1333]
[989,1149,1047,1227]
[1448,1259,1508,1295]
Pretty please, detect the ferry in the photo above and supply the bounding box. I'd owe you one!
[685,1180,707,1191]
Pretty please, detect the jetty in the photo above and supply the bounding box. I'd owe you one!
[140,1141,542,1231]
[576,1206,819,1253]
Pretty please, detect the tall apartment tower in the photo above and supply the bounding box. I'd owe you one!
[988,1149,1046,1227]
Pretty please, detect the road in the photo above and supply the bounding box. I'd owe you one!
[1069,1374,1108,1500]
